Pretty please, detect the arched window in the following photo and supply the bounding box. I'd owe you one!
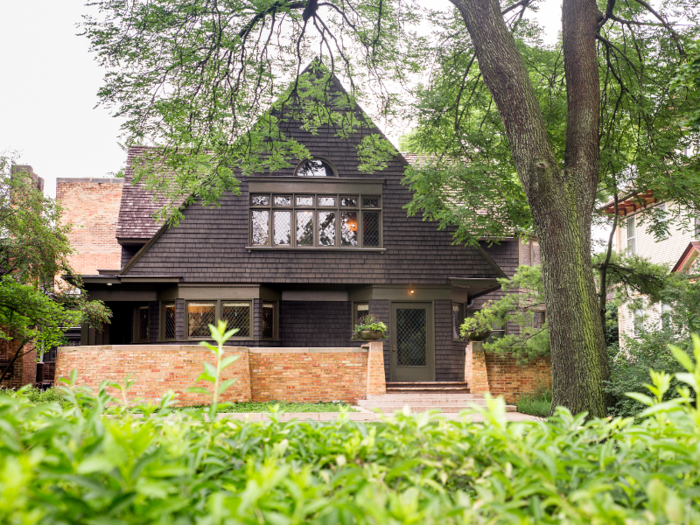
[295,158,336,177]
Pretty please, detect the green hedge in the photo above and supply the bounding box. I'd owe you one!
[2,328,700,523]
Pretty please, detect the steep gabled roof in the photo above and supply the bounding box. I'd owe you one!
[116,146,164,241]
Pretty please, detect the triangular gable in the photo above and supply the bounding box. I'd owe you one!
[118,63,504,280]
[672,242,700,274]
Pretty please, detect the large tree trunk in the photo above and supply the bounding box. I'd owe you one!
[450,0,609,416]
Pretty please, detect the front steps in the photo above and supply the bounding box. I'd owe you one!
[359,382,517,413]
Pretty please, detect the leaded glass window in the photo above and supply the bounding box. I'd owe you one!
[222,302,250,338]
[163,303,176,340]
[250,193,381,248]
[318,211,336,246]
[137,306,149,342]
[262,302,276,339]
[295,158,336,177]
[188,302,215,338]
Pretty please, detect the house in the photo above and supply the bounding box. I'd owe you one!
[602,193,699,337]
[56,67,548,404]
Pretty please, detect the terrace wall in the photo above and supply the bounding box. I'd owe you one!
[55,342,385,405]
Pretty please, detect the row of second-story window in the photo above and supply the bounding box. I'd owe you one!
[249,194,382,248]
[134,301,277,343]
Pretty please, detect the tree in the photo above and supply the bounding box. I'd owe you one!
[82,0,700,416]
[0,155,111,386]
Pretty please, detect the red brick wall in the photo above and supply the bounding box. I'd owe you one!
[56,178,123,275]
[366,342,386,396]
[463,342,552,404]
[56,345,381,405]
[484,353,552,404]
[249,349,368,403]
[55,345,251,404]
[0,340,36,389]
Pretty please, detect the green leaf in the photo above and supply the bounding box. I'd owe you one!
[625,392,654,407]
[669,345,694,372]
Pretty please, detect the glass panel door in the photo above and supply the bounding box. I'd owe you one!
[390,303,434,382]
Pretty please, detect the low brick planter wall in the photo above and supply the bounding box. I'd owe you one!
[56,342,385,405]
[464,341,552,404]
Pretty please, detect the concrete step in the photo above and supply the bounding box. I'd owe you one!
[387,388,471,394]
[365,404,518,413]
[386,382,470,393]
[358,398,487,407]
[366,393,482,401]
[387,382,469,386]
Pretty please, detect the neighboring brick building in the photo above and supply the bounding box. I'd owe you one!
[56,178,124,275]
[602,194,698,338]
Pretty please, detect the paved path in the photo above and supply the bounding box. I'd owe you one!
[213,410,542,422]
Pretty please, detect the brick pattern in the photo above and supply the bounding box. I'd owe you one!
[369,299,391,381]
[465,342,489,394]
[55,346,252,405]
[249,351,367,403]
[366,341,386,395]
[0,340,36,389]
[463,341,551,403]
[56,178,123,275]
[484,353,552,404]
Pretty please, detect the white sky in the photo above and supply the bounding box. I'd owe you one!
[0,0,562,199]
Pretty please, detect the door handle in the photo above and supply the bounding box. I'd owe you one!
[392,346,396,352]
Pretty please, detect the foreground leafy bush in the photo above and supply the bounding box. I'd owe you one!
[3,329,700,523]
[0,385,69,408]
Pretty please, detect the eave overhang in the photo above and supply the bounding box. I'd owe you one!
[449,277,501,299]
[600,190,659,216]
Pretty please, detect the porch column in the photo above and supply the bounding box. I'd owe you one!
[465,341,490,394]
[366,341,386,396]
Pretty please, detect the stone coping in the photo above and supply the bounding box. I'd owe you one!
[58,345,369,354]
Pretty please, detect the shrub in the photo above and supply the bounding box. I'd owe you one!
[516,386,552,417]
[3,325,700,523]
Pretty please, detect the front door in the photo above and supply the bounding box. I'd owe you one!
[390,302,435,381]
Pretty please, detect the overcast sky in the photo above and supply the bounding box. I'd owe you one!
[0,0,562,199]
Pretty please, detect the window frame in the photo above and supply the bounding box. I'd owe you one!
[249,192,382,249]
[261,301,279,341]
[161,302,177,341]
[351,302,370,340]
[294,157,338,177]
[626,215,637,255]
[185,300,254,341]
[452,302,465,341]
[133,305,150,343]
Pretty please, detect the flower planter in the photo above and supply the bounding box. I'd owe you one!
[465,329,492,342]
[358,330,384,341]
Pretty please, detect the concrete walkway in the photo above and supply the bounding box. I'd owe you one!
[213,410,542,422]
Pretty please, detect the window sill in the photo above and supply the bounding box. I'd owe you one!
[246,246,385,252]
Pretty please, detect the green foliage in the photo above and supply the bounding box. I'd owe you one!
[0,385,69,408]
[352,314,388,338]
[605,272,700,417]
[4,335,700,522]
[674,39,700,129]
[0,156,111,370]
[461,265,549,363]
[516,387,552,418]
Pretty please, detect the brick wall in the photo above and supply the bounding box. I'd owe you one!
[249,349,367,402]
[56,345,252,404]
[56,343,386,405]
[0,340,36,389]
[463,341,551,404]
[56,178,123,275]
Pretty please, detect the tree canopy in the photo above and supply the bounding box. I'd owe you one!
[0,155,111,385]
[82,0,700,416]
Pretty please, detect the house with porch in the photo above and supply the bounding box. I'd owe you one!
[56,68,548,406]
